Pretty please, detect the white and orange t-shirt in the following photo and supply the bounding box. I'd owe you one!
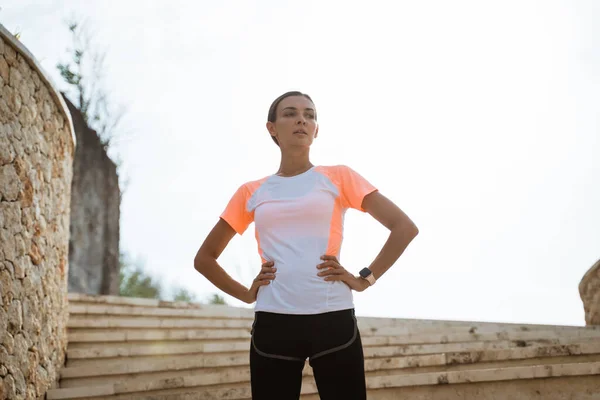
[220,165,377,315]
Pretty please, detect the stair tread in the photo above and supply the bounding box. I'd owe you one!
[66,336,600,360]
[48,360,600,399]
[61,340,600,378]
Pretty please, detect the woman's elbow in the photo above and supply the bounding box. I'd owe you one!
[394,217,419,240]
[194,251,211,274]
[410,221,419,238]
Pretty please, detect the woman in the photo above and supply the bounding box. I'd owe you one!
[194,91,419,399]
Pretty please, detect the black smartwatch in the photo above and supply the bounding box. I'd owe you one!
[359,268,376,286]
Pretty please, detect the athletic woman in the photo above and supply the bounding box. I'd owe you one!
[194,91,419,399]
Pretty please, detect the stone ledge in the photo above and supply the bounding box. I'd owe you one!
[67,316,251,329]
[364,322,597,336]
[69,302,600,337]
[366,360,600,390]
[67,375,600,400]
[362,337,598,359]
[61,340,600,379]
[59,358,600,397]
[68,303,255,319]
[65,335,600,360]
[46,384,115,400]
[67,340,251,359]
[0,23,75,147]
[68,293,160,308]
[68,293,252,312]
[65,325,600,346]
[47,361,600,399]
[59,344,600,390]
[66,316,599,337]
[68,294,597,332]
[67,328,251,343]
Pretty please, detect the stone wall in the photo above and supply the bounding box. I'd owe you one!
[580,259,600,326]
[0,25,75,399]
[65,96,120,296]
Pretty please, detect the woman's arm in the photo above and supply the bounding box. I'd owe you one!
[317,191,418,290]
[362,191,419,282]
[194,219,273,304]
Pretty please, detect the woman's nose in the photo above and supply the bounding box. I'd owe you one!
[296,117,306,125]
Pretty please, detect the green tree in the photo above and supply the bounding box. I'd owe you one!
[208,294,227,305]
[57,19,130,197]
[56,20,125,149]
[173,287,196,302]
[118,253,162,299]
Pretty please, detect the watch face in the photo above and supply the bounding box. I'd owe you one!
[359,268,371,278]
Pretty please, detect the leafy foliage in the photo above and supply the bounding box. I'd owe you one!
[118,252,226,305]
[173,287,197,302]
[208,294,227,305]
[56,20,126,152]
[118,253,161,299]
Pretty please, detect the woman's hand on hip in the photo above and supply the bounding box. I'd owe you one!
[243,261,276,304]
[317,255,369,292]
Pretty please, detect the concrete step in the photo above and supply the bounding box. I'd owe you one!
[67,328,251,343]
[66,315,600,338]
[58,341,600,389]
[65,334,600,361]
[65,324,600,351]
[360,322,599,336]
[68,293,599,334]
[67,316,251,330]
[63,352,250,377]
[62,339,600,378]
[46,360,600,399]
[57,295,600,400]
[363,361,600,395]
[67,340,250,359]
[68,302,255,320]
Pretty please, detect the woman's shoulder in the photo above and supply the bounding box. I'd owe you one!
[315,164,357,176]
[237,175,271,193]
[315,165,371,186]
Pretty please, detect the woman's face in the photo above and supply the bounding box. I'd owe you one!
[267,96,318,148]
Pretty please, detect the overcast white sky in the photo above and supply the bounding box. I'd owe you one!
[2,0,599,326]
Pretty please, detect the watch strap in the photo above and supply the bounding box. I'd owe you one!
[364,273,376,286]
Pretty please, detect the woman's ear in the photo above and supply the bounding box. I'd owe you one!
[314,124,319,139]
[266,121,277,142]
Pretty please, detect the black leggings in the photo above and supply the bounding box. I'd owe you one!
[249,308,366,400]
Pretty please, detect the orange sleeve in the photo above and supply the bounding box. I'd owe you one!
[338,165,378,212]
[220,184,253,235]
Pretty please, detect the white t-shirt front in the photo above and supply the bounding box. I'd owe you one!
[220,165,377,315]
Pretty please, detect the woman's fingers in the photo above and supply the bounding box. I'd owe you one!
[320,255,339,263]
[260,261,276,273]
[324,274,346,281]
[317,260,339,270]
[257,272,276,280]
[255,262,276,285]
[250,261,276,288]
[317,256,345,281]
[260,266,277,274]
[257,278,271,285]
[318,268,345,277]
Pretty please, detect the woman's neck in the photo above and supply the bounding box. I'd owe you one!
[277,149,313,177]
